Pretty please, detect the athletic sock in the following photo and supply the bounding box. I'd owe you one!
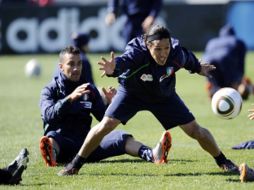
[138,145,153,162]
[214,152,227,166]
[71,155,86,169]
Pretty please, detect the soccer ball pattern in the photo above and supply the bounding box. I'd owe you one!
[211,87,242,119]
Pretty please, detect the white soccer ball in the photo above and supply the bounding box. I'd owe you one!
[211,87,242,119]
[25,59,41,77]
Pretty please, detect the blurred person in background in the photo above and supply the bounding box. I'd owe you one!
[105,0,162,44]
[202,24,253,100]
[71,32,94,84]
[39,45,172,167]
[0,149,29,185]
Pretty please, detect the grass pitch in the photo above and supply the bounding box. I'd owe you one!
[0,52,254,190]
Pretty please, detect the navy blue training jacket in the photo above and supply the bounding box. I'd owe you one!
[40,71,106,136]
[202,25,246,86]
[110,36,201,99]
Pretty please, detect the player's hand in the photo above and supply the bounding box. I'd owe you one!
[248,104,254,120]
[68,83,91,102]
[105,13,116,26]
[198,60,216,77]
[142,16,155,32]
[98,52,116,77]
[102,86,117,104]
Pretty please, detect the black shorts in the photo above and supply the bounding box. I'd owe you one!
[105,87,195,129]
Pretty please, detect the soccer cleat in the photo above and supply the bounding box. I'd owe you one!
[6,148,29,185]
[152,131,172,164]
[39,136,57,167]
[57,163,79,176]
[220,159,239,174]
[239,163,254,182]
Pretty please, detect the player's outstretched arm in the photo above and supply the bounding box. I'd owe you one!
[98,52,116,77]
[198,60,216,77]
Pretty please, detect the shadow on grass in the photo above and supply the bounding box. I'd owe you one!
[165,171,242,183]
[99,158,196,164]
[165,171,238,177]
[53,159,244,183]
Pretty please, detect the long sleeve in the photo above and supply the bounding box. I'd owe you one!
[110,38,146,77]
[40,86,72,127]
[171,40,201,74]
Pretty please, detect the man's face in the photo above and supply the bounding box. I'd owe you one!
[147,38,171,66]
[59,53,82,82]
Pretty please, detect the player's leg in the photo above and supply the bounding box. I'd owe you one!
[237,77,254,100]
[206,80,220,99]
[124,131,172,164]
[58,89,141,176]
[180,120,239,173]
[58,116,120,176]
[84,130,171,164]
[180,120,220,156]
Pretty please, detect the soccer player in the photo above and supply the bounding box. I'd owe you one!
[39,46,172,168]
[202,24,253,100]
[0,148,29,185]
[58,25,241,176]
[105,0,162,44]
[54,33,94,84]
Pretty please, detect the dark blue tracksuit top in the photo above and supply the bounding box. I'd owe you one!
[40,72,106,137]
[202,25,246,86]
[110,36,201,100]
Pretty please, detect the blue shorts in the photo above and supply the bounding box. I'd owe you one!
[105,87,195,129]
[46,130,132,163]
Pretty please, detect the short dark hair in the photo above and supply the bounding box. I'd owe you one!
[145,24,171,44]
[59,46,80,62]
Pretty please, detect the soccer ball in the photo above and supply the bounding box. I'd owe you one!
[25,59,41,77]
[211,87,242,119]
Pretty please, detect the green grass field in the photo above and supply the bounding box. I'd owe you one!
[0,52,254,190]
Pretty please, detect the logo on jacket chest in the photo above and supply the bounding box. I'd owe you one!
[140,74,153,82]
[80,94,92,109]
[159,67,174,82]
